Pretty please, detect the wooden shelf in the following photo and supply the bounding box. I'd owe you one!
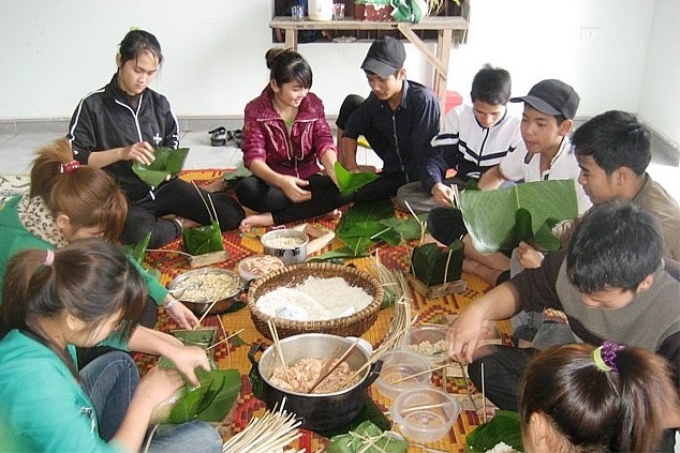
[269,16,469,114]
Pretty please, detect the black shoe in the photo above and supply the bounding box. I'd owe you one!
[209,127,227,146]
[227,129,243,148]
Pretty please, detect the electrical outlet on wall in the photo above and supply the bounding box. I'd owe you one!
[580,27,601,41]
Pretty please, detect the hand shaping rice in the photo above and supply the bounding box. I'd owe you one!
[255,276,373,321]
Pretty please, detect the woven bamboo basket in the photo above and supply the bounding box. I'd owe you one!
[247,262,384,340]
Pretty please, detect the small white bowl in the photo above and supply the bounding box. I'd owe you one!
[237,255,285,282]
[391,387,461,443]
[375,349,431,401]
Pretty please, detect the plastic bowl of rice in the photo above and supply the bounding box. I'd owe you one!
[401,325,449,366]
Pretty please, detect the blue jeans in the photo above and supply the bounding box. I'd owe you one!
[80,351,222,453]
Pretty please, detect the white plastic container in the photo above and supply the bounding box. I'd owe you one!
[308,0,333,21]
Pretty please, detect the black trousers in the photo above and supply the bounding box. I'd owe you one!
[235,174,350,225]
[121,178,246,248]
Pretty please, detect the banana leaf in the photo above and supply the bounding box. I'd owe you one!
[465,410,523,453]
[379,213,428,241]
[336,200,429,256]
[336,200,399,255]
[182,219,224,255]
[460,179,577,253]
[223,163,253,189]
[165,368,241,424]
[132,147,190,187]
[335,162,381,197]
[328,421,407,453]
[308,248,369,262]
[122,231,152,264]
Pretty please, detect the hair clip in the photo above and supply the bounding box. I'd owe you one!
[60,160,81,173]
[593,340,625,372]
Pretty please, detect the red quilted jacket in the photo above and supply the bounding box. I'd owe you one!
[241,87,337,179]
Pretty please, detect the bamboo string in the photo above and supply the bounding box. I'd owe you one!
[387,362,449,384]
[193,299,219,330]
[267,320,291,385]
[215,314,233,368]
[205,328,245,352]
[481,362,487,423]
[307,338,360,394]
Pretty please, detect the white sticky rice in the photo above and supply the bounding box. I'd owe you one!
[255,276,373,321]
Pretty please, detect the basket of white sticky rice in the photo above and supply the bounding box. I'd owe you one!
[247,262,384,340]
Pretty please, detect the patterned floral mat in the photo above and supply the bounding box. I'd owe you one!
[121,170,510,452]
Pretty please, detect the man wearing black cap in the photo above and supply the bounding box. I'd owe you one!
[427,79,591,288]
[335,36,440,201]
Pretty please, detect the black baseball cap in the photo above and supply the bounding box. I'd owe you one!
[361,36,405,79]
[510,79,580,119]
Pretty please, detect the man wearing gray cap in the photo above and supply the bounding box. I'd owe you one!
[335,36,440,201]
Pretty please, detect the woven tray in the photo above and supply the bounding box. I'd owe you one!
[246,262,384,340]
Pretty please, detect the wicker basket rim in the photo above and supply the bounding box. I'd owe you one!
[247,262,384,329]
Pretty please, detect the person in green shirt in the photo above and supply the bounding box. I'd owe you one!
[0,137,198,331]
[0,240,221,453]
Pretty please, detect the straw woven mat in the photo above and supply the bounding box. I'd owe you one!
[136,169,514,453]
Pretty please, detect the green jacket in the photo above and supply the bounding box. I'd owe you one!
[0,195,169,304]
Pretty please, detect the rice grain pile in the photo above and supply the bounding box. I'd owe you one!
[255,276,373,321]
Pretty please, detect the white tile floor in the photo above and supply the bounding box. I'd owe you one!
[0,130,678,204]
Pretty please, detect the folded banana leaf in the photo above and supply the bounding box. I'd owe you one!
[411,241,464,285]
[328,420,407,453]
[335,162,381,197]
[460,179,577,253]
[465,410,523,453]
[132,147,190,187]
[182,220,224,255]
[162,367,241,424]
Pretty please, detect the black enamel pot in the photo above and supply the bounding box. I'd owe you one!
[248,333,382,431]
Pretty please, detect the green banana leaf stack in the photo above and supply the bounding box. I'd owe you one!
[459,179,578,253]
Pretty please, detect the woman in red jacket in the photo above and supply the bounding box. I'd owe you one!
[237,48,349,229]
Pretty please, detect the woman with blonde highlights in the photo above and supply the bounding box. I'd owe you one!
[0,137,199,334]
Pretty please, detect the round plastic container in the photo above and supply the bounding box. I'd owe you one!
[391,387,461,443]
[401,325,449,366]
[375,349,431,401]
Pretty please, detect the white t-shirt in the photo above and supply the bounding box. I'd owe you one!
[499,137,592,213]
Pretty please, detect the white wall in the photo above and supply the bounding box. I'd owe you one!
[638,0,680,146]
[0,0,676,143]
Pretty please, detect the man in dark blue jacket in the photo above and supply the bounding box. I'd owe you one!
[336,36,440,201]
